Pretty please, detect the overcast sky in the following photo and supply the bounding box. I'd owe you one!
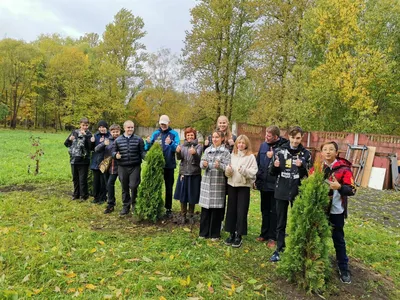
[0,0,196,54]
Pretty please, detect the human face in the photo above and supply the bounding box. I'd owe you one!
[186,132,195,143]
[159,123,169,131]
[321,143,338,164]
[217,118,228,132]
[212,133,222,147]
[98,126,107,134]
[237,140,246,151]
[124,122,134,136]
[265,132,278,143]
[80,123,89,131]
[289,132,302,148]
[111,129,120,139]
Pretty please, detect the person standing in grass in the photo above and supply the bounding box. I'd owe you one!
[145,115,180,218]
[64,117,93,201]
[255,126,288,248]
[113,120,146,216]
[224,135,258,248]
[94,124,121,214]
[174,127,203,224]
[269,126,312,262]
[198,130,231,240]
[310,141,356,284]
[90,120,111,204]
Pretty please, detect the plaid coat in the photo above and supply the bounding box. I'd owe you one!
[199,145,231,209]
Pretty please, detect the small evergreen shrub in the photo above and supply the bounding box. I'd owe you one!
[135,142,165,222]
[277,158,331,293]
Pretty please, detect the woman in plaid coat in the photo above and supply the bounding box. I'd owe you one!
[199,130,231,240]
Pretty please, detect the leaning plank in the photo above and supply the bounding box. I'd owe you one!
[360,146,376,187]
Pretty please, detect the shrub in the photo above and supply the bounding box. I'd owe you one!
[277,159,331,293]
[135,142,165,222]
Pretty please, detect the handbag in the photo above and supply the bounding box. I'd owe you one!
[99,156,112,173]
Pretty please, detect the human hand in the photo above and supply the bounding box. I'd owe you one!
[228,138,235,146]
[267,150,273,158]
[176,145,181,153]
[203,161,208,168]
[146,136,151,143]
[226,164,233,176]
[204,139,209,146]
[189,145,196,155]
[274,155,280,167]
[295,158,302,167]
[104,138,110,146]
[90,136,95,142]
[116,152,121,159]
[100,136,105,143]
[215,160,220,169]
[165,135,171,145]
[69,135,75,141]
[329,176,341,190]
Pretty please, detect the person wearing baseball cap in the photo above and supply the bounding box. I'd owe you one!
[144,115,180,218]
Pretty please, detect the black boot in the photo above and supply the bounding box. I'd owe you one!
[224,233,236,246]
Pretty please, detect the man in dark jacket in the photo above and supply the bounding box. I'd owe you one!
[269,126,312,262]
[64,117,92,201]
[113,120,145,216]
[145,115,180,218]
[255,126,287,248]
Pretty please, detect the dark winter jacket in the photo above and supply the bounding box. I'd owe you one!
[95,136,118,175]
[64,129,92,165]
[113,134,145,167]
[310,157,356,218]
[90,131,111,170]
[144,127,180,169]
[270,142,312,201]
[176,139,203,176]
[255,137,288,191]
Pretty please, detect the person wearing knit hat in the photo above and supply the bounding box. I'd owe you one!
[90,120,111,204]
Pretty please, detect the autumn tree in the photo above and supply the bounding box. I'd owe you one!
[182,0,258,127]
[0,39,42,128]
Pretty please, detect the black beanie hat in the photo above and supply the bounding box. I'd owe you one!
[97,120,109,129]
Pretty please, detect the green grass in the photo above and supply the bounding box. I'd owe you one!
[0,129,399,299]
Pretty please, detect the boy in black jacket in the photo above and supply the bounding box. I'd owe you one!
[64,117,93,201]
[269,126,312,262]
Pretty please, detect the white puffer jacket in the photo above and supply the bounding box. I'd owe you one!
[226,151,258,188]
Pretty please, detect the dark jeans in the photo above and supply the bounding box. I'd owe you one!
[104,173,119,207]
[93,169,107,201]
[164,168,175,210]
[225,186,250,236]
[276,199,291,252]
[118,165,141,210]
[71,164,89,199]
[259,190,277,240]
[199,207,224,238]
[330,213,349,271]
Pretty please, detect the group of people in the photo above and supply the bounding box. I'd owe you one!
[64,115,356,284]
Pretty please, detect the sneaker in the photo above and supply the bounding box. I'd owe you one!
[267,240,277,249]
[91,198,101,204]
[339,269,351,284]
[119,208,130,216]
[210,237,220,242]
[232,236,242,248]
[71,195,79,200]
[165,209,172,218]
[104,206,114,214]
[224,233,236,246]
[198,236,206,239]
[269,251,280,262]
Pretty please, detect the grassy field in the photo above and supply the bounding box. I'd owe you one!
[0,129,399,299]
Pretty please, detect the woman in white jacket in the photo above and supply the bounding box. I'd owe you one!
[224,135,258,248]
